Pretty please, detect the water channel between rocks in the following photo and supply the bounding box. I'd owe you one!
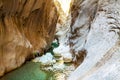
[0,61,74,80]
[0,62,54,80]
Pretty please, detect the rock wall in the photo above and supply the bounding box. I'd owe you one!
[53,0,73,63]
[69,0,98,66]
[0,0,58,77]
[68,0,120,80]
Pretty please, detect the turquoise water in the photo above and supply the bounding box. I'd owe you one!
[0,62,54,80]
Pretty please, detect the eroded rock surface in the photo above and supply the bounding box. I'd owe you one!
[0,0,58,77]
[1,0,120,79]
[50,0,120,80]
[68,0,120,80]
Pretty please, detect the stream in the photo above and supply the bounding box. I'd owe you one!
[0,61,75,80]
[0,62,54,80]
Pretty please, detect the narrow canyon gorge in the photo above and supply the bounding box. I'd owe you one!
[0,0,120,80]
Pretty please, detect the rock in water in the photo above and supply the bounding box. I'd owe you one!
[32,52,56,65]
[53,44,72,62]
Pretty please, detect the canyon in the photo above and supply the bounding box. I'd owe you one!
[0,0,120,80]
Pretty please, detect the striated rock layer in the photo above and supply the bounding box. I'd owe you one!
[0,0,58,77]
[51,0,120,79]
[68,0,120,80]
[1,0,120,79]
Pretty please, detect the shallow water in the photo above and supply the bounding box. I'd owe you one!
[0,62,54,80]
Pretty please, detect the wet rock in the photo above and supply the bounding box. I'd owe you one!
[53,44,72,62]
[32,52,56,65]
[54,73,66,80]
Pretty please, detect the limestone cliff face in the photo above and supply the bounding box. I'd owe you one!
[0,0,58,76]
[69,0,98,66]
[51,0,120,79]
[68,0,120,80]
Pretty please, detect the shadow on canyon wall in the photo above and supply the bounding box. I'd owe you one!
[0,0,58,76]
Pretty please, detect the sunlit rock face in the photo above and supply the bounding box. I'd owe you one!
[68,0,120,80]
[53,0,73,62]
[69,0,98,65]
[0,0,58,77]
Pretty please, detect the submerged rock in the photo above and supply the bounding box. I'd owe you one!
[0,62,53,80]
